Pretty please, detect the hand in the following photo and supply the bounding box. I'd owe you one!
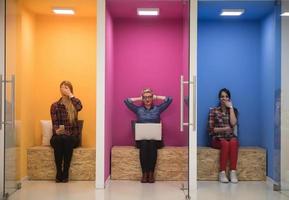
[55,125,65,135]
[62,86,73,97]
[153,95,157,100]
[224,100,233,109]
[55,128,64,135]
[223,126,233,134]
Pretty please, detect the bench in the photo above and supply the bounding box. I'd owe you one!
[198,147,266,181]
[27,146,95,180]
[111,146,266,181]
[111,146,188,181]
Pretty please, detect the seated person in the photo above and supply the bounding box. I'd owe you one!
[208,88,239,183]
[50,81,83,183]
[124,88,172,183]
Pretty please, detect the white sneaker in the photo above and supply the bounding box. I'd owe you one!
[230,170,238,183]
[219,171,229,183]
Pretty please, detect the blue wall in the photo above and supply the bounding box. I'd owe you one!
[197,8,281,181]
[260,8,281,181]
[197,20,262,147]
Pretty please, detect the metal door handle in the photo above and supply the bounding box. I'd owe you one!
[180,75,193,132]
[6,75,15,129]
[192,75,196,131]
[11,75,15,129]
[1,75,15,129]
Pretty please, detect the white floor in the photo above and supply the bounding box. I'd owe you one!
[7,180,289,200]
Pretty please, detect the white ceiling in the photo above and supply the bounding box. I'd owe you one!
[22,0,96,17]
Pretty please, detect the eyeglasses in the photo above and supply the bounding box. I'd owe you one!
[143,96,153,100]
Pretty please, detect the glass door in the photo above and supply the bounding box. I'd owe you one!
[180,0,190,196]
[2,0,20,198]
[281,0,289,197]
[0,0,4,198]
[189,0,198,197]
[103,0,198,198]
[198,0,281,193]
[180,1,197,199]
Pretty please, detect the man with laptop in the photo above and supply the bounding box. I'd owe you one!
[124,88,172,183]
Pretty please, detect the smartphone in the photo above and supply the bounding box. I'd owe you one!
[59,125,65,130]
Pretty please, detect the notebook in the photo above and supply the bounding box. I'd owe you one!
[134,123,162,141]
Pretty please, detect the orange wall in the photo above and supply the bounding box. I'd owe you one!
[34,15,96,147]
[14,11,96,178]
[6,4,36,178]
[6,0,23,179]
[18,8,36,178]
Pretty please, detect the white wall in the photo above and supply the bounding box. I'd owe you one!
[96,0,105,189]
[281,1,289,190]
[0,0,5,196]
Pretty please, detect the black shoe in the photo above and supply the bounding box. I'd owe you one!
[62,178,68,183]
[148,171,155,183]
[55,178,62,183]
[55,172,62,183]
[62,171,69,183]
[141,172,148,183]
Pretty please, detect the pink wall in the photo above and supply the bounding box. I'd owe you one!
[107,1,185,19]
[112,18,188,146]
[105,9,114,181]
[182,4,189,80]
[182,4,190,138]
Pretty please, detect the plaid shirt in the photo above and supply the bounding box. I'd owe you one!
[50,97,83,136]
[208,106,237,139]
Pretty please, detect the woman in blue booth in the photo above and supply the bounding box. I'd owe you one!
[208,88,239,183]
[124,88,172,183]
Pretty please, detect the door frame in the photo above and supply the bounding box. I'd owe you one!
[0,0,5,196]
[281,1,289,190]
[95,0,198,192]
[96,0,106,189]
[189,0,198,193]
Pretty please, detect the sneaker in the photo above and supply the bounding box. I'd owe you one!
[219,171,229,183]
[230,170,238,183]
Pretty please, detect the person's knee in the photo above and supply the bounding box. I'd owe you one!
[148,140,157,146]
[148,141,158,151]
[62,136,77,148]
[220,139,229,149]
[229,138,239,147]
[50,135,62,147]
[139,140,149,148]
[220,139,229,144]
[149,140,157,144]
[229,138,238,143]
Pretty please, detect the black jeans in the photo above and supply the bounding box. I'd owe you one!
[139,140,158,173]
[50,135,79,180]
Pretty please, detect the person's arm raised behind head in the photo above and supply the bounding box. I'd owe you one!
[124,97,142,113]
[129,96,143,102]
[153,95,166,101]
[157,96,173,113]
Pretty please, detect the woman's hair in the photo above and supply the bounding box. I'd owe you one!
[60,81,73,94]
[142,88,153,97]
[60,81,77,124]
[218,88,238,117]
[218,88,231,99]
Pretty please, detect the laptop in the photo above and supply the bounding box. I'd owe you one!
[134,123,162,141]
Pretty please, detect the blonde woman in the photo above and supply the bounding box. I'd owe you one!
[124,88,172,183]
[50,81,83,183]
